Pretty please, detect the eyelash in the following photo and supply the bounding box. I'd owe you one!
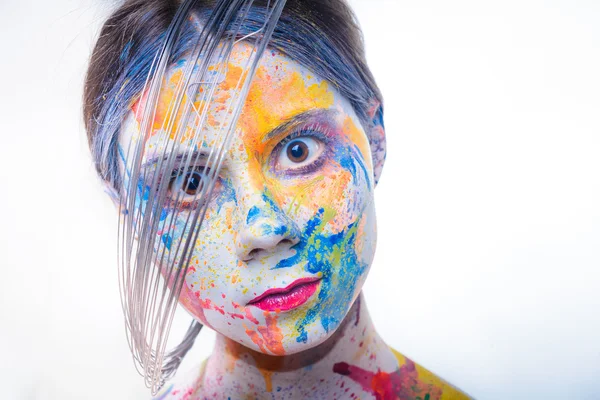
[169,165,205,182]
[271,125,332,176]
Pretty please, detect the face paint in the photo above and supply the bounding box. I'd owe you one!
[118,42,377,355]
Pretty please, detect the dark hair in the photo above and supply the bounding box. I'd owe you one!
[83,0,384,191]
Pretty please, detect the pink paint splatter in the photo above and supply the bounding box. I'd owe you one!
[333,359,442,400]
[228,312,245,320]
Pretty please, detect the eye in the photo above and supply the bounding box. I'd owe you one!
[169,167,211,204]
[277,137,323,170]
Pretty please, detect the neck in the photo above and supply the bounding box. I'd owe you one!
[199,292,397,397]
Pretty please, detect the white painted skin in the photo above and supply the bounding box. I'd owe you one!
[118,42,378,356]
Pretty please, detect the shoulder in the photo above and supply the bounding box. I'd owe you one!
[151,362,207,400]
[389,347,473,400]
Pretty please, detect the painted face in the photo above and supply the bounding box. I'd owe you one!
[118,43,377,355]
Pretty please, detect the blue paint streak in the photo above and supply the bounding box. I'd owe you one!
[273,225,288,235]
[261,223,273,235]
[335,144,372,191]
[373,104,385,129]
[245,191,290,237]
[116,145,129,176]
[246,205,261,224]
[339,150,358,186]
[273,208,367,343]
[352,144,372,191]
[161,233,172,250]
[159,208,168,222]
[261,192,279,211]
[136,178,150,201]
[215,178,237,212]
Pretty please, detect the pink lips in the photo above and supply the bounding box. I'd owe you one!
[247,277,321,312]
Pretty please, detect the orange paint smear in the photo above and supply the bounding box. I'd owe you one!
[257,312,285,355]
[245,328,267,353]
[131,62,245,141]
[259,369,274,393]
[342,115,373,173]
[244,313,284,356]
[131,70,195,140]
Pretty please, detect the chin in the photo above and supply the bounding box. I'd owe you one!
[275,290,364,356]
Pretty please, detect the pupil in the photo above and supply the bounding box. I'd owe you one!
[184,172,203,195]
[287,140,309,162]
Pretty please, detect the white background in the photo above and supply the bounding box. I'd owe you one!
[0,0,599,399]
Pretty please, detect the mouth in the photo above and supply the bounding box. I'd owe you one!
[247,277,321,312]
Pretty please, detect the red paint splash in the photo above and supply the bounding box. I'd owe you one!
[177,286,210,328]
[333,359,442,400]
[197,297,225,315]
[227,312,245,320]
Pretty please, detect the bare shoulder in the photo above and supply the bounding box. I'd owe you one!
[390,348,473,400]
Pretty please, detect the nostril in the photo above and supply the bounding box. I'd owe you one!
[275,238,298,252]
[245,239,295,261]
[247,248,263,260]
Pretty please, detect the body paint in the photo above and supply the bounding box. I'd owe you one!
[333,359,443,400]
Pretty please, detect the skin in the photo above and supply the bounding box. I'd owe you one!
[117,43,470,399]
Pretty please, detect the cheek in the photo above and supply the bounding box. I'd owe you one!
[354,199,377,268]
[155,205,239,317]
[184,211,238,277]
[164,179,238,267]
[268,153,371,233]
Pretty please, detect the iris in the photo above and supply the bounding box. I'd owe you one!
[287,140,309,163]
[183,171,205,195]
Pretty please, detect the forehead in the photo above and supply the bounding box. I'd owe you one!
[118,42,357,163]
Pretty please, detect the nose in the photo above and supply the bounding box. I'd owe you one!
[235,189,300,262]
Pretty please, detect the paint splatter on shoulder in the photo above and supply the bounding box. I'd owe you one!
[332,348,471,400]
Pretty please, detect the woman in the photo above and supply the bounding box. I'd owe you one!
[84,0,470,398]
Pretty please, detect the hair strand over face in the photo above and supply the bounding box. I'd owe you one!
[84,0,385,194]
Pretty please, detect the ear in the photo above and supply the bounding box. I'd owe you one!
[366,100,386,185]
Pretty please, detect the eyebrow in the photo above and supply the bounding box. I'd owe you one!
[141,149,211,169]
[262,108,338,143]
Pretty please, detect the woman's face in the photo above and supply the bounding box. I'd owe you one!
[118,43,377,355]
